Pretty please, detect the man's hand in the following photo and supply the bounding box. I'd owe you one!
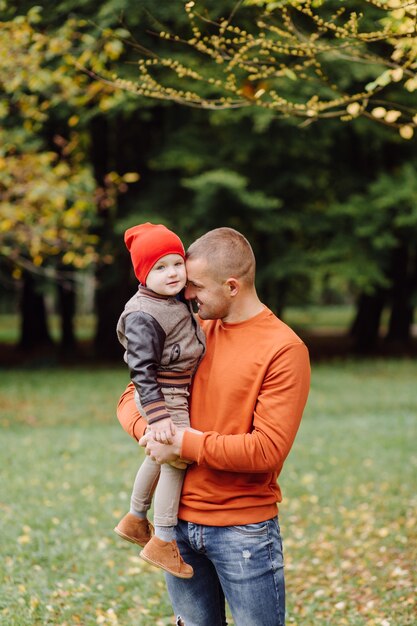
[139,428,184,464]
[168,458,191,470]
[149,417,176,444]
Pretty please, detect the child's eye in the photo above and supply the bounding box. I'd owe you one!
[156,264,165,270]
[175,262,183,267]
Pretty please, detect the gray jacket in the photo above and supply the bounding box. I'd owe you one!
[117,286,205,424]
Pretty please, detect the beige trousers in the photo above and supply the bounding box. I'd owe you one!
[131,387,190,527]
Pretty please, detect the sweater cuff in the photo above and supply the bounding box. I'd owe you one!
[181,430,204,463]
[133,417,148,441]
[143,399,170,425]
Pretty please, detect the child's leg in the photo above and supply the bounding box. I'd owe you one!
[138,385,194,577]
[153,463,186,540]
[130,389,159,517]
[153,391,189,541]
[140,464,193,578]
[130,456,160,518]
[114,456,159,546]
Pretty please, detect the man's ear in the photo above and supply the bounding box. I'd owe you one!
[225,278,239,297]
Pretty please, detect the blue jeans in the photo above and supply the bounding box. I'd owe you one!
[166,517,285,626]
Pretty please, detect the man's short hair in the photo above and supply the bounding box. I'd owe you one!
[187,227,256,285]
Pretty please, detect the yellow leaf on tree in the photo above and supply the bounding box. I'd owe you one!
[404,78,417,92]
[122,172,140,183]
[346,102,361,116]
[68,115,79,127]
[399,125,414,139]
[384,110,401,123]
[0,218,13,232]
[371,107,386,119]
[390,67,403,82]
[62,251,76,264]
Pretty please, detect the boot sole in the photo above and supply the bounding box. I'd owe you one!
[139,551,194,579]
[114,526,148,547]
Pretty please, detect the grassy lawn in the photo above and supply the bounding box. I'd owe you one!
[0,315,96,344]
[283,305,356,332]
[0,360,416,625]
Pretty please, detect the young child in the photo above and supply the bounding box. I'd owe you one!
[114,222,205,579]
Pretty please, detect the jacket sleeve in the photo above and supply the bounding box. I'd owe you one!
[124,311,170,424]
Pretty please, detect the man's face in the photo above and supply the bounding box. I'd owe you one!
[184,257,230,320]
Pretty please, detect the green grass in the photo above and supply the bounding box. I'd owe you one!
[283,304,402,335]
[283,305,356,332]
[0,361,416,625]
[0,314,95,344]
[281,360,416,625]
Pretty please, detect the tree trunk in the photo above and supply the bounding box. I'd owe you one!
[90,107,162,359]
[18,272,54,350]
[386,245,415,345]
[57,270,77,353]
[268,279,288,319]
[90,114,135,359]
[94,258,133,360]
[350,290,386,353]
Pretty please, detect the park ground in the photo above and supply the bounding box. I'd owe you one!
[0,310,416,625]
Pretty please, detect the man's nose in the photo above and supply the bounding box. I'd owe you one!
[184,284,194,300]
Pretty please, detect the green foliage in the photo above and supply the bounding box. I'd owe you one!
[0,145,98,269]
[110,0,417,137]
[0,7,137,278]
[1,0,417,349]
[181,168,281,226]
[324,160,417,294]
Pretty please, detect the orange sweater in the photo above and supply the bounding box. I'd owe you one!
[117,307,310,526]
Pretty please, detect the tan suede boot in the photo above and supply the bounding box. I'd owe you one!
[140,536,194,578]
[114,513,154,547]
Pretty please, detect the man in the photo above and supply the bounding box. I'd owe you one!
[117,227,310,626]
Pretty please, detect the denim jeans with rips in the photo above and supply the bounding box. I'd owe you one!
[166,516,285,626]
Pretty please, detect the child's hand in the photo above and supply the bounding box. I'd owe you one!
[150,418,176,444]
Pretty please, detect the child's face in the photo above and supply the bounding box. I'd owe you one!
[146,253,187,296]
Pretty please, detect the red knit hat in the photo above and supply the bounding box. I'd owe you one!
[124,223,185,285]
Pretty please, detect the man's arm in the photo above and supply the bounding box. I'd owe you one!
[184,343,310,472]
[143,343,310,473]
[117,382,148,441]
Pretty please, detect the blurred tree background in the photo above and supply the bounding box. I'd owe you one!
[1,0,417,360]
